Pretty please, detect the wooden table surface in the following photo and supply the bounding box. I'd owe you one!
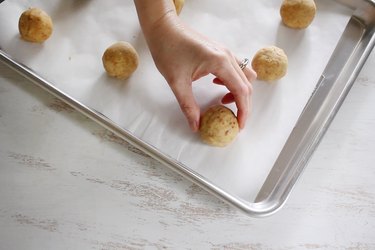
[0,50,374,249]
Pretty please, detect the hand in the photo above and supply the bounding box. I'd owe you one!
[135,1,256,132]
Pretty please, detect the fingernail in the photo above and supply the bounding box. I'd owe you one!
[189,120,199,132]
[237,114,245,130]
[238,120,244,130]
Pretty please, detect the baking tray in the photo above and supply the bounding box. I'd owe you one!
[0,0,374,217]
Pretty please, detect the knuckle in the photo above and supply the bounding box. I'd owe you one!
[233,83,250,96]
[166,74,178,85]
[180,101,197,117]
[240,84,250,96]
[222,47,232,56]
[214,51,227,62]
[210,53,228,71]
[248,83,253,95]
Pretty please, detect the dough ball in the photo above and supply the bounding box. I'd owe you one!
[173,0,184,15]
[18,8,53,43]
[280,0,316,29]
[102,41,139,79]
[251,46,288,81]
[199,105,239,147]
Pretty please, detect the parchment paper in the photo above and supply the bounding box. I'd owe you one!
[0,0,352,201]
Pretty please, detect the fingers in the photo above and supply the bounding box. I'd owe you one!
[168,79,200,132]
[213,60,257,85]
[239,61,257,83]
[212,62,250,129]
[211,54,257,129]
[244,66,257,83]
[212,57,257,109]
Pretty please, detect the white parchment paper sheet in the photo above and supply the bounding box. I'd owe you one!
[0,0,352,201]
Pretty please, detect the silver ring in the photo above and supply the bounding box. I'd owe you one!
[239,58,249,70]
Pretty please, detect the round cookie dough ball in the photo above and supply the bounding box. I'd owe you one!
[18,8,53,43]
[199,105,239,147]
[251,46,288,81]
[280,0,316,29]
[173,0,184,15]
[102,41,139,80]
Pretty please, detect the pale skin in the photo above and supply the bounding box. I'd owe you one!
[134,0,257,132]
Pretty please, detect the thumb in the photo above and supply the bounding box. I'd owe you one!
[169,79,200,132]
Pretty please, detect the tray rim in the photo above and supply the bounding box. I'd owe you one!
[0,0,374,217]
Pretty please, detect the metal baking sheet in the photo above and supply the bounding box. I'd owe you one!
[0,0,374,217]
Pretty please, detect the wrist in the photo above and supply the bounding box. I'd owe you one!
[134,0,178,35]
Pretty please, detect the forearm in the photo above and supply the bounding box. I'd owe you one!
[134,0,186,70]
[133,0,178,35]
